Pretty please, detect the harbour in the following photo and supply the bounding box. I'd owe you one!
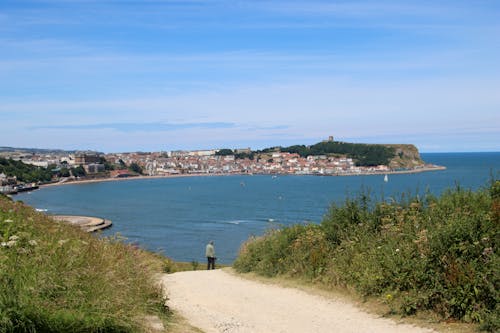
[15,152,500,264]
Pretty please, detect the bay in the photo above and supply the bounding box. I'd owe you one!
[15,152,499,264]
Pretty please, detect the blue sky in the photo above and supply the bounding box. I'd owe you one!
[1,0,499,152]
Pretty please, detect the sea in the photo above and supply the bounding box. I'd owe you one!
[15,152,500,264]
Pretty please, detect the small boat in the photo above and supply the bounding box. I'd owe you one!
[384,174,389,182]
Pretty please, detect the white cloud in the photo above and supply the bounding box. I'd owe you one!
[1,1,498,152]
[2,75,499,151]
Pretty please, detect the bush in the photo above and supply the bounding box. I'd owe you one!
[235,224,327,277]
[234,181,499,331]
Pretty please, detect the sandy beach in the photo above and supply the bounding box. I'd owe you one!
[39,165,446,189]
[39,173,205,188]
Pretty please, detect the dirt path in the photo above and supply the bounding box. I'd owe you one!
[160,269,436,333]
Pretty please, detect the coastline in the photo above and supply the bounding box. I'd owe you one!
[39,173,203,188]
[39,165,446,189]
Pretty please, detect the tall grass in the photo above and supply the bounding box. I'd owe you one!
[234,181,499,331]
[0,194,168,332]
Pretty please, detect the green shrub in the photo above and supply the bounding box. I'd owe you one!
[234,181,499,331]
[235,224,327,277]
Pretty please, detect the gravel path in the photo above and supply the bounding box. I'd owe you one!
[160,269,436,333]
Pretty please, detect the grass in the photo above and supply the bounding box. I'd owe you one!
[162,259,229,273]
[0,194,169,332]
[163,313,205,333]
[234,180,499,332]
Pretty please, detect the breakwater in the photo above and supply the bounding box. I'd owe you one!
[52,215,112,232]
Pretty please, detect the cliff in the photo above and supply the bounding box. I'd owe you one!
[384,144,425,169]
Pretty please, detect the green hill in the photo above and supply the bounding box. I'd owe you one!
[253,141,424,168]
[0,157,53,183]
[0,195,169,332]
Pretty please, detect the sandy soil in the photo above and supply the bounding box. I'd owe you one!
[160,269,436,333]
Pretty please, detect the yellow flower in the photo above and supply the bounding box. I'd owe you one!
[58,239,68,246]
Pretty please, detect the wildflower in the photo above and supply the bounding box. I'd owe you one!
[9,235,19,241]
[395,248,400,253]
[385,294,393,301]
[377,246,381,249]
[482,247,493,257]
[5,240,16,247]
[1,242,7,247]
[4,219,13,223]
[58,239,68,246]
[28,240,38,246]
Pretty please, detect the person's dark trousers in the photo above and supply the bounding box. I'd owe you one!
[207,257,215,270]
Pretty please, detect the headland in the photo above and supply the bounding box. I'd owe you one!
[1,139,446,193]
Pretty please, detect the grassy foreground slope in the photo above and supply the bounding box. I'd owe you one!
[0,195,168,332]
[234,181,499,332]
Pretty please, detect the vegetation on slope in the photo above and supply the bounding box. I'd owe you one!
[234,181,499,331]
[0,195,168,332]
[220,141,401,166]
[0,157,53,183]
[279,141,397,166]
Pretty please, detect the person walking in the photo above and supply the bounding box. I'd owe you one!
[206,240,216,270]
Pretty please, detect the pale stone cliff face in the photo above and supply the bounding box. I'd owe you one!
[385,144,425,169]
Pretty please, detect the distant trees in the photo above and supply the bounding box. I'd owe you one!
[279,145,309,157]
[280,141,396,166]
[215,149,234,156]
[235,152,255,160]
[215,149,254,160]
[118,159,127,169]
[128,162,143,175]
[59,167,70,177]
[100,156,115,171]
[70,166,86,177]
[253,147,279,155]
[0,157,53,183]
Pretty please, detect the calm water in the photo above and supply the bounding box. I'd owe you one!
[16,152,500,264]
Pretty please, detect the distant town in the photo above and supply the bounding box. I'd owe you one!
[0,138,444,194]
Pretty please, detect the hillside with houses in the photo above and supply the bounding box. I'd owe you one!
[0,139,442,194]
